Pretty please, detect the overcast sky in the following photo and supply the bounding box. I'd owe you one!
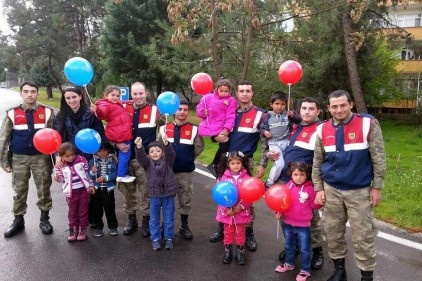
[0,0,12,35]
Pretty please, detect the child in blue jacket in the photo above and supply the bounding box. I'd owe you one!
[89,142,119,237]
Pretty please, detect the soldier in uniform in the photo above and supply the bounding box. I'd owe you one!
[312,90,386,281]
[0,81,55,238]
[157,100,204,240]
[117,82,160,236]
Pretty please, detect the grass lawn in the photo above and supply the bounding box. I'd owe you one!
[35,90,421,232]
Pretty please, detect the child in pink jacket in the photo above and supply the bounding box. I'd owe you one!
[215,151,252,265]
[274,162,322,281]
[196,78,237,177]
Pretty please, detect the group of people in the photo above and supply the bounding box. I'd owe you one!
[0,79,385,281]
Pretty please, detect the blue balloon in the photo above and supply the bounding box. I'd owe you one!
[157,91,180,115]
[212,181,238,207]
[64,57,94,86]
[75,129,101,154]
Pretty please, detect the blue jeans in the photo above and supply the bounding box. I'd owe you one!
[117,140,131,177]
[149,196,175,241]
[282,222,312,272]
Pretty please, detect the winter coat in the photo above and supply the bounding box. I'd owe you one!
[135,144,178,198]
[282,180,322,227]
[95,99,132,143]
[54,155,93,198]
[215,169,252,225]
[196,90,237,137]
[88,154,118,191]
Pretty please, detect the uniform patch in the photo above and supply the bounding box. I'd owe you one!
[39,114,45,119]
[246,118,251,123]
[348,133,355,140]
[185,131,191,136]
[302,132,308,138]
[143,114,149,119]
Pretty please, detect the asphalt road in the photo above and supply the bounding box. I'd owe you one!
[0,88,421,281]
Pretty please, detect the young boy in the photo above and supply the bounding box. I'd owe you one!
[88,142,119,237]
[260,92,301,187]
[134,135,177,251]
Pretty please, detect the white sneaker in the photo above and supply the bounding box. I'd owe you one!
[116,176,136,183]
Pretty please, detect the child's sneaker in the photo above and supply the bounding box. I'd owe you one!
[67,226,77,242]
[165,239,174,250]
[94,229,103,237]
[77,227,87,241]
[116,176,136,183]
[275,263,295,273]
[109,228,118,236]
[296,271,310,281]
[152,240,161,251]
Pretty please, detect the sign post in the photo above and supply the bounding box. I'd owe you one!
[119,87,130,101]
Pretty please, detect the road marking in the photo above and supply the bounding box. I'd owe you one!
[196,167,422,251]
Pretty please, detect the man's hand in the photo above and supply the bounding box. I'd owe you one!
[2,166,12,173]
[116,142,130,153]
[256,165,265,179]
[370,188,382,208]
[315,190,325,205]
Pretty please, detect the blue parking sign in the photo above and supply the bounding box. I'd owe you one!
[120,87,130,101]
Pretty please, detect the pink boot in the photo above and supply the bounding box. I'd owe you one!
[67,226,78,242]
[77,227,87,241]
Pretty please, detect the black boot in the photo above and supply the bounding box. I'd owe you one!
[179,214,193,240]
[140,215,150,237]
[222,244,233,264]
[311,246,324,270]
[4,215,25,238]
[361,270,373,281]
[236,245,246,265]
[245,227,257,251]
[209,222,224,242]
[279,247,300,262]
[123,214,138,235]
[39,210,53,235]
[327,258,347,281]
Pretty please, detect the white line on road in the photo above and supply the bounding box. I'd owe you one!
[196,167,422,252]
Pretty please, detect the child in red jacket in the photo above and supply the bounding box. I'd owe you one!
[91,85,135,183]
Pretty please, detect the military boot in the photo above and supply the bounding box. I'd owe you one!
[140,215,150,237]
[361,270,373,281]
[179,214,193,240]
[123,214,138,235]
[245,227,257,251]
[209,222,224,242]
[236,245,246,265]
[327,258,347,281]
[222,244,233,264]
[311,246,324,270]
[39,210,53,235]
[4,215,25,238]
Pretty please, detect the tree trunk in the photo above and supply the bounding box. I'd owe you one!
[210,0,222,79]
[46,86,53,100]
[342,5,367,113]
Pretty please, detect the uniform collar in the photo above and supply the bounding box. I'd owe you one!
[332,113,353,126]
[21,103,39,112]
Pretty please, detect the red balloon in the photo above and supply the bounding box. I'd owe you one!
[278,60,303,85]
[33,128,62,154]
[264,184,293,213]
[191,72,213,95]
[238,177,265,203]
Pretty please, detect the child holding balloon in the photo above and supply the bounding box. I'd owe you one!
[90,85,135,183]
[196,78,237,177]
[53,142,96,242]
[274,162,321,281]
[215,151,253,265]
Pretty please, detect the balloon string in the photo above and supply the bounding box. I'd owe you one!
[84,85,97,118]
[277,217,280,239]
[287,84,291,112]
[232,212,238,234]
[164,114,169,136]
[50,154,55,168]
[204,97,209,127]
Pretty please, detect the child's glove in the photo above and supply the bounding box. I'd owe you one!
[134,137,143,149]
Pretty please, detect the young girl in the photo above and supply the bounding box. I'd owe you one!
[88,142,119,237]
[196,78,237,177]
[91,85,135,183]
[215,151,252,265]
[134,135,177,251]
[274,162,322,281]
[53,142,95,242]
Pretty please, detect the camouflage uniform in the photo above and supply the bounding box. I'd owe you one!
[312,114,386,271]
[0,104,54,216]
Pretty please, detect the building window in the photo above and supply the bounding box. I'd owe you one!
[396,14,422,27]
